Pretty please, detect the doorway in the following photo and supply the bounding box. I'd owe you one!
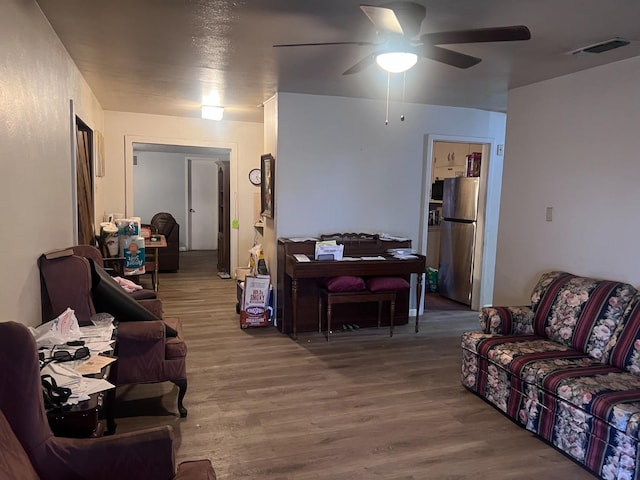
[131,143,231,256]
[125,137,239,280]
[420,135,502,312]
[75,118,95,245]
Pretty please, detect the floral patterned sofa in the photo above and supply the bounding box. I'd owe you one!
[462,271,640,479]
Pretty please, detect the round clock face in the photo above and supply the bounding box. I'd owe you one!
[249,168,261,185]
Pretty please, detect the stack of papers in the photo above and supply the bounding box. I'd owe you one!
[41,362,115,405]
[379,233,410,242]
[78,324,116,354]
[387,248,419,260]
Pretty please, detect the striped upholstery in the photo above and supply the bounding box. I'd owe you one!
[604,295,640,374]
[462,271,640,480]
[529,271,636,361]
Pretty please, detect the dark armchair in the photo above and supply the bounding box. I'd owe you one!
[0,321,215,480]
[38,250,189,418]
[151,212,180,272]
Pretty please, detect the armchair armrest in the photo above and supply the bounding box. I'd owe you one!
[479,306,535,335]
[174,460,217,479]
[139,298,164,318]
[117,320,166,342]
[44,425,175,480]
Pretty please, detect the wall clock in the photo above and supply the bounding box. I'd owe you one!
[248,168,261,186]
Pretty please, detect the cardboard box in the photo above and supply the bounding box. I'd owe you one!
[235,267,251,282]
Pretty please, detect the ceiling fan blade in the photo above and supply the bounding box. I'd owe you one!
[342,54,377,75]
[273,41,377,48]
[419,45,482,69]
[421,25,531,45]
[360,4,404,35]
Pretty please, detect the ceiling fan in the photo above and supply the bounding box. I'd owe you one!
[273,2,531,75]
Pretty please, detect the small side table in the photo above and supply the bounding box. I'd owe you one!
[46,358,115,438]
[144,234,167,292]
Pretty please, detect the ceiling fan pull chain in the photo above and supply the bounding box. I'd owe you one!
[401,71,406,122]
[385,71,390,125]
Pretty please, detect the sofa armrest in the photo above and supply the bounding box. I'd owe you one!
[479,306,535,335]
[175,460,217,479]
[43,425,175,480]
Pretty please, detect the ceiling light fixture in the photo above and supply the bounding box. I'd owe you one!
[375,51,418,73]
[201,105,224,121]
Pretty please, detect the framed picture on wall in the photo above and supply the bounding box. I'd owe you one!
[260,153,274,218]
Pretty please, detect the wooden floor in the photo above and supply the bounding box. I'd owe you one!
[114,251,596,479]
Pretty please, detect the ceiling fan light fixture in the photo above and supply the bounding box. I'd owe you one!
[201,105,224,121]
[375,51,418,73]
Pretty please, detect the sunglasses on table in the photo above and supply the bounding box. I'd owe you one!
[39,345,91,368]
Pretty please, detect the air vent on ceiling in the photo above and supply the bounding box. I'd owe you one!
[568,37,631,55]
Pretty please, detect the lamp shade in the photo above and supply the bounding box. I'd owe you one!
[375,52,418,73]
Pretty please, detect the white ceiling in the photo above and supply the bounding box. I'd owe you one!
[36,0,640,123]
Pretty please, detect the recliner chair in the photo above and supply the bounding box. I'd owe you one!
[151,212,180,272]
[0,321,215,480]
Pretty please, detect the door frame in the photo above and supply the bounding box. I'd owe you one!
[69,100,96,245]
[419,134,503,311]
[124,135,239,275]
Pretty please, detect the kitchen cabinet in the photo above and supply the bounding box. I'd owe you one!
[432,142,484,180]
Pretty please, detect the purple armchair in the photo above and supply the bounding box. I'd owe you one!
[0,321,215,480]
[38,249,189,418]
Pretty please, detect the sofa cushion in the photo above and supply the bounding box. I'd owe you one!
[462,332,640,438]
[604,294,640,374]
[366,276,410,292]
[0,411,39,480]
[324,276,365,292]
[529,271,637,360]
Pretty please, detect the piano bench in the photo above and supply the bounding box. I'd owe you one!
[318,288,397,341]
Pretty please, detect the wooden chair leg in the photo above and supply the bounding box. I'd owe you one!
[327,302,332,342]
[173,378,188,417]
[377,300,383,328]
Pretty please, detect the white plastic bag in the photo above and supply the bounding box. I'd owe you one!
[30,307,82,347]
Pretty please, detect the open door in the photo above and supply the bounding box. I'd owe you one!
[75,119,94,245]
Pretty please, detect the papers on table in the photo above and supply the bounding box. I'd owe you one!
[360,256,386,261]
[379,233,410,242]
[39,322,117,405]
[315,241,344,261]
[41,362,115,405]
[78,324,116,353]
[74,355,117,375]
[288,237,317,242]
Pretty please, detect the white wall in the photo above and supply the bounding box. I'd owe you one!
[494,55,640,305]
[103,111,263,275]
[0,0,104,327]
[275,93,506,244]
[133,151,188,237]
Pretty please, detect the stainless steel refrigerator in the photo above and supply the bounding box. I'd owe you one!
[438,177,479,305]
